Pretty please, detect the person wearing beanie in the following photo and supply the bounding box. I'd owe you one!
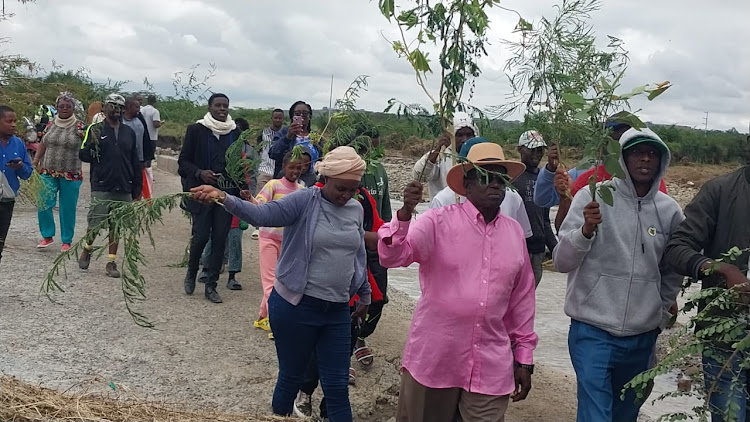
[78,93,142,279]
[190,146,372,421]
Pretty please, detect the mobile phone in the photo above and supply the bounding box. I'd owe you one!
[293,115,303,126]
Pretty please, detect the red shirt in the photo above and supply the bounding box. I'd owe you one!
[571,165,668,197]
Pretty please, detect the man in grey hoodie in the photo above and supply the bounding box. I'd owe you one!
[553,128,684,422]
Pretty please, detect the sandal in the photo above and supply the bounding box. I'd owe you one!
[349,367,356,385]
[354,345,374,367]
[251,229,259,240]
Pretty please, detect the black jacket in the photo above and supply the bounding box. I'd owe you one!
[178,123,240,195]
[665,166,750,334]
[666,166,750,285]
[79,120,143,197]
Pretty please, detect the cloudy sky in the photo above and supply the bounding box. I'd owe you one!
[3,0,749,131]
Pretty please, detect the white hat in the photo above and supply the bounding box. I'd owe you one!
[518,130,547,149]
[105,93,126,106]
[453,112,479,137]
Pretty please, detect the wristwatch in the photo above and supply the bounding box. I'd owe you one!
[515,362,534,375]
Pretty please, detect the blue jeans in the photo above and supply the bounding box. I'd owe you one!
[703,347,750,422]
[568,320,658,422]
[268,289,352,422]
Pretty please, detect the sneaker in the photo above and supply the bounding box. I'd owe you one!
[105,262,121,278]
[37,238,54,249]
[293,391,312,418]
[253,318,271,331]
[78,248,93,270]
[61,243,71,252]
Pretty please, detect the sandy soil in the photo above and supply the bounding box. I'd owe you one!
[0,164,580,421]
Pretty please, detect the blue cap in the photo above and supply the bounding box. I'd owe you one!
[459,137,490,159]
[605,116,630,131]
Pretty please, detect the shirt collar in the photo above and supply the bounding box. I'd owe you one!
[459,198,501,227]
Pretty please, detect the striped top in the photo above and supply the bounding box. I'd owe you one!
[256,177,304,240]
[258,127,280,176]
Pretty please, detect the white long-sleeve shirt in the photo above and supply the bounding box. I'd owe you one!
[412,148,454,200]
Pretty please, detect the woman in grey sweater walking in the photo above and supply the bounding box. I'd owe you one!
[190,146,371,422]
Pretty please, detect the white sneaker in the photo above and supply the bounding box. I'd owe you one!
[293,391,312,418]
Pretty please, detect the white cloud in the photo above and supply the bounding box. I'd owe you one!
[2,0,748,131]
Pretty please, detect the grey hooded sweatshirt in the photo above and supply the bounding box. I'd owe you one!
[553,128,684,337]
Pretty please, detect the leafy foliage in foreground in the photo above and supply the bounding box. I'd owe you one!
[42,193,188,328]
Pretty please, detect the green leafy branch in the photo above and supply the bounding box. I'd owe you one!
[16,169,52,210]
[500,0,671,206]
[624,247,750,421]
[41,131,260,328]
[379,0,501,181]
[42,193,189,328]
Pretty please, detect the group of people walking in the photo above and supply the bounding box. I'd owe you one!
[0,92,161,275]
[2,91,750,422]
[188,103,750,422]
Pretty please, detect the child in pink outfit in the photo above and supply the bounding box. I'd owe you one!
[253,151,306,333]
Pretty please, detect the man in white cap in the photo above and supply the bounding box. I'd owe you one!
[412,112,478,200]
[78,93,143,278]
[380,142,536,422]
[515,130,556,287]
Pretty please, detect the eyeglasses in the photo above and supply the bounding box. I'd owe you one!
[57,104,73,110]
[293,111,311,117]
[465,169,507,185]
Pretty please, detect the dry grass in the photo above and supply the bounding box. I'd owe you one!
[0,376,295,422]
[665,163,739,188]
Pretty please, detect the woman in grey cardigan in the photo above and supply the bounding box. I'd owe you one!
[191,146,370,422]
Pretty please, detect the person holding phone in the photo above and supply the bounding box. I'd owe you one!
[0,105,34,265]
[269,101,321,181]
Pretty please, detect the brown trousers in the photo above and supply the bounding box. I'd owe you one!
[396,370,510,422]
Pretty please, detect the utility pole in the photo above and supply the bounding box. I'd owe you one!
[702,111,708,137]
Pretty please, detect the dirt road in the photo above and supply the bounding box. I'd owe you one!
[0,163,584,421]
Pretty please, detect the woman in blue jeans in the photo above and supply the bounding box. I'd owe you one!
[190,146,371,422]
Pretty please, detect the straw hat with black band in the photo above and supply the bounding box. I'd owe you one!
[445,142,526,196]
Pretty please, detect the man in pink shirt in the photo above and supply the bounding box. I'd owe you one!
[378,143,538,422]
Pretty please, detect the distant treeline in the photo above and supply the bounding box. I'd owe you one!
[2,70,746,164]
